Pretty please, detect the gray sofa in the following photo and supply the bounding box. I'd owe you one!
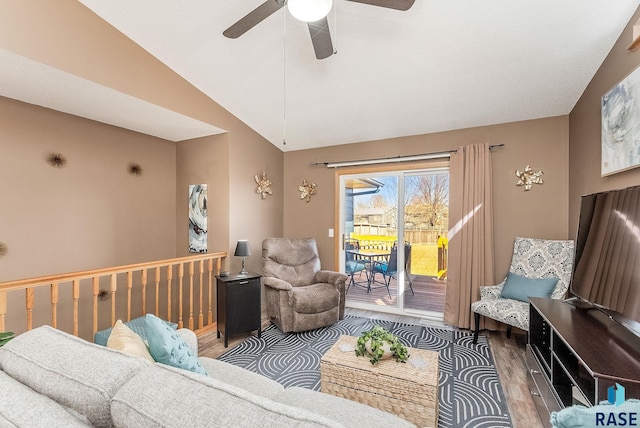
[0,326,414,427]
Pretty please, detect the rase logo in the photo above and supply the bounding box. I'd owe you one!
[596,383,638,426]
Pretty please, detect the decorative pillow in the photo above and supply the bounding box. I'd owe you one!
[94,315,178,346]
[144,314,208,375]
[107,320,155,363]
[500,272,558,302]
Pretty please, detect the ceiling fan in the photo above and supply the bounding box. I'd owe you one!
[223,0,415,60]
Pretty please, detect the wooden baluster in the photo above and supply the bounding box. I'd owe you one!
[198,260,204,329]
[189,261,194,330]
[111,274,117,325]
[51,283,58,329]
[127,271,133,321]
[141,268,147,315]
[26,288,34,331]
[167,265,173,322]
[92,277,99,335]
[178,263,184,329]
[0,291,5,332]
[72,280,80,336]
[207,258,214,325]
[155,266,160,317]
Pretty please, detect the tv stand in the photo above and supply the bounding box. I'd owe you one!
[527,298,640,428]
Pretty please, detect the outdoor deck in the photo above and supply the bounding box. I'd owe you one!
[345,274,446,313]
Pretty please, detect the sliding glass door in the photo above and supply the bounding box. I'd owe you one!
[339,167,449,318]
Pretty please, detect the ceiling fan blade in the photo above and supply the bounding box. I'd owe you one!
[308,18,334,60]
[223,0,285,39]
[345,0,415,11]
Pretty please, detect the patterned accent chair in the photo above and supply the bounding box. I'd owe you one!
[262,238,348,333]
[471,237,575,344]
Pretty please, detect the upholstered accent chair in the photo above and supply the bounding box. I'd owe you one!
[262,238,348,333]
[471,237,574,344]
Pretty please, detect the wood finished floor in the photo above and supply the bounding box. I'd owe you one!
[197,308,543,428]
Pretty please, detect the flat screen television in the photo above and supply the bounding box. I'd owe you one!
[571,185,640,338]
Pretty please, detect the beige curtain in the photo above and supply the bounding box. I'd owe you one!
[444,143,495,329]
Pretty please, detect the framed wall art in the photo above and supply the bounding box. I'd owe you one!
[188,184,208,253]
[602,65,640,176]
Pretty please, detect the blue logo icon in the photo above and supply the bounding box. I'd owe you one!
[608,383,626,407]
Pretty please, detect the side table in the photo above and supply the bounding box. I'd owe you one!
[216,272,262,347]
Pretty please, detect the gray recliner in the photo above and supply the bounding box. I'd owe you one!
[262,238,348,333]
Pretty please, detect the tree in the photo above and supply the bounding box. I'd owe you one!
[414,174,449,228]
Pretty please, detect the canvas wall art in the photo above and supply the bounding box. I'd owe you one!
[188,184,207,253]
[602,65,640,176]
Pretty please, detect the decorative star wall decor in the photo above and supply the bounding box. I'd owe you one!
[47,152,67,168]
[299,180,317,202]
[515,165,544,191]
[255,172,273,199]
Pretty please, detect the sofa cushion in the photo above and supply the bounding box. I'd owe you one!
[273,387,415,428]
[0,371,93,427]
[198,357,284,399]
[145,313,208,375]
[0,325,149,427]
[94,315,178,346]
[111,364,343,428]
[107,320,155,362]
[292,283,340,314]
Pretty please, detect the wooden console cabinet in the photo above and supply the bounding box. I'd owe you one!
[216,273,262,347]
[527,298,640,427]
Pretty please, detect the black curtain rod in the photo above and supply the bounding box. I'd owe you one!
[309,143,505,168]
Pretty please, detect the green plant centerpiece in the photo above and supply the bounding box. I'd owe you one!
[0,331,15,347]
[355,325,409,365]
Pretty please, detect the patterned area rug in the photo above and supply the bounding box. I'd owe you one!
[218,316,512,427]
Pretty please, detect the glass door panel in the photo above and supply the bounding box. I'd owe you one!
[342,174,399,310]
[403,171,449,317]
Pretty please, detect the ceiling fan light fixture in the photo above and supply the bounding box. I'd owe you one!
[288,0,333,23]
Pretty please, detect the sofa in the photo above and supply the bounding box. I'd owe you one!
[0,325,414,427]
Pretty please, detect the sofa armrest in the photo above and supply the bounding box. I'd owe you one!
[263,276,293,291]
[480,282,505,300]
[315,270,348,286]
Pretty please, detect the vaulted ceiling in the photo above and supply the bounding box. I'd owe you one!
[8,1,640,151]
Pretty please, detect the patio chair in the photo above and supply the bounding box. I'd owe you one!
[471,237,574,344]
[345,240,367,293]
[371,242,415,298]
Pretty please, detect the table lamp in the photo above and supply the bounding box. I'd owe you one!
[234,240,251,275]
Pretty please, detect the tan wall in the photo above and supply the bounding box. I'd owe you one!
[0,96,177,281]
[284,116,570,282]
[569,7,640,232]
[176,135,231,262]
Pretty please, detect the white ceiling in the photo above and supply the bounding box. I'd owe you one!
[9,1,640,151]
[0,49,225,142]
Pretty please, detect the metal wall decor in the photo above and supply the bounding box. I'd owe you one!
[299,180,317,202]
[515,165,544,191]
[255,172,272,199]
[47,153,67,168]
[128,163,143,176]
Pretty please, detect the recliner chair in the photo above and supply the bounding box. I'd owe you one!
[262,238,348,333]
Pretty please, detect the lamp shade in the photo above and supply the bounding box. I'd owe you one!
[234,240,251,257]
[288,0,333,23]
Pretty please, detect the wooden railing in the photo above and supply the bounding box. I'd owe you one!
[0,252,226,340]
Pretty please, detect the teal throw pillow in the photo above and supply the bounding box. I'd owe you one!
[144,314,208,375]
[500,272,558,302]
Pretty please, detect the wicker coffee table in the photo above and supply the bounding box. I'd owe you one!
[320,335,439,427]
